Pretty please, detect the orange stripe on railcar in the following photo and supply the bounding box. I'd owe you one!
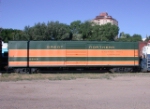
[9,62,27,66]
[9,50,27,57]
[27,61,139,66]
[28,49,138,57]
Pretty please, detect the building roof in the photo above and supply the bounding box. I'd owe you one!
[93,12,117,22]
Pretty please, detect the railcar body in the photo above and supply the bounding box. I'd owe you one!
[30,41,138,67]
[1,42,8,70]
[0,38,2,70]
[8,41,140,73]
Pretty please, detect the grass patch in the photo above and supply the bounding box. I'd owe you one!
[0,72,150,82]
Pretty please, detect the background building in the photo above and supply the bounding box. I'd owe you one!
[91,12,118,26]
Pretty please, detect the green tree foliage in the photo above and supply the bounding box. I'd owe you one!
[99,23,119,41]
[117,32,132,41]
[22,21,71,40]
[70,20,81,34]
[69,20,82,40]
[119,32,131,38]
[69,21,119,41]
[91,25,103,40]
[69,20,93,40]
[132,34,142,41]
[2,20,145,42]
[145,35,150,41]
[80,21,93,40]
[0,28,22,42]
[91,23,119,41]
[117,32,142,42]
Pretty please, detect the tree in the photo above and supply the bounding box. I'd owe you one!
[80,21,93,40]
[21,21,70,41]
[145,35,150,41]
[117,32,142,42]
[91,23,119,41]
[119,32,131,38]
[69,20,82,40]
[0,28,22,42]
[118,32,132,41]
[131,34,142,41]
[91,25,103,40]
[70,20,81,34]
[100,23,119,41]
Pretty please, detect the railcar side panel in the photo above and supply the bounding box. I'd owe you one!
[65,41,87,65]
[28,41,139,67]
[8,41,140,69]
[8,41,28,67]
[87,42,139,66]
[29,41,66,66]
[29,41,89,66]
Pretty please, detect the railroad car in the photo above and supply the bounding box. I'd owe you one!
[8,41,142,73]
[1,42,8,71]
[0,38,2,71]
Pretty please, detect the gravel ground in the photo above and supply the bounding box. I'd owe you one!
[0,75,150,109]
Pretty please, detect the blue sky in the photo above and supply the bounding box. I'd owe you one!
[0,0,149,38]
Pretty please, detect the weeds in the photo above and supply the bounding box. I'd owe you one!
[0,72,150,82]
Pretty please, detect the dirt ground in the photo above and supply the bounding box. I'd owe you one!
[0,75,150,109]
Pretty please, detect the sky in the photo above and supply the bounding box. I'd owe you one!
[0,0,149,38]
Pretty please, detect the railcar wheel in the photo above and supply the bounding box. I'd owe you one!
[13,68,30,74]
[31,68,39,73]
[14,69,20,73]
[124,68,132,73]
[110,68,119,73]
[111,67,133,73]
